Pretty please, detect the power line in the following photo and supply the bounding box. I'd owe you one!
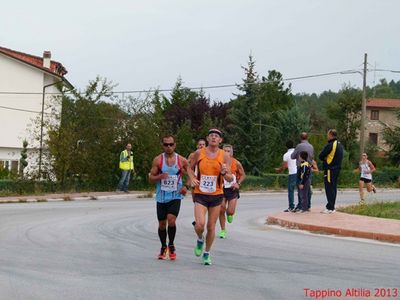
[0,68,373,96]
[1,68,399,97]
[1,67,399,115]
[0,105,50,114]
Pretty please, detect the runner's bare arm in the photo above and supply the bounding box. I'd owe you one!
[368,160,376,173]
[148,156,168,183]
[222,152,233,182]
[180,156,196,186]
[188,150,200,186]
[237,161,246,185]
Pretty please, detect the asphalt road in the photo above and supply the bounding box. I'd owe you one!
[0,190,399,300]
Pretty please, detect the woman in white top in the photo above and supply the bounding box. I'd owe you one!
[356,153,376,205]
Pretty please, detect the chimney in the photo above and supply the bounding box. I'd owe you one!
[43,51,51,68]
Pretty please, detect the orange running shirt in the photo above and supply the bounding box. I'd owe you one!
[194,148,225,195]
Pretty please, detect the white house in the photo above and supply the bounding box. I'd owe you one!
[0,46,72,175]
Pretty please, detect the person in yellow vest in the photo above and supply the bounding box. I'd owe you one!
[116,143,134,193]
[189,128,233,265]
[319,129,344,213]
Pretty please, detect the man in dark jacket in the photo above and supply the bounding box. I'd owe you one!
[319,129,344,213]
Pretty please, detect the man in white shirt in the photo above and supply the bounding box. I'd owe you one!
[275,140,297,212]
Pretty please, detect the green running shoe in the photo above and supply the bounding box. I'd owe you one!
[219,229,226,239]
[202,252,212,265]
[227,214,234,223]
[194,239,204,257]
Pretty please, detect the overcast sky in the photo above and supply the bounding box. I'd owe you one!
[1,0,399,101]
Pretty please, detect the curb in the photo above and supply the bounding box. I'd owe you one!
[0,192,153,204]
[266,214,400,243]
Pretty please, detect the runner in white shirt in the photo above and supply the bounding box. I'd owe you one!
[355,152,376,205]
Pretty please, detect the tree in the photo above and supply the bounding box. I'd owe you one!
[326,84,361,162]
[294,90,338,132]
[228,56,295,173]
[273,105,310,149]
[19,140,28,178]
[46,77,124,188]
[228,55,268,174]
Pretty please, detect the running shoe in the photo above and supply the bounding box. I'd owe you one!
[219,229,226,239]
[202,252,212,265]
[372,187,377,193]
[158,246,168,260]
[321,208,331,214]
[227,214,234,223]
[168,245,176,260]
[194,239,204,256]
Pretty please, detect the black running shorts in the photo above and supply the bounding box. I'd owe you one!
[360,177,372,183]
[193,194,223,208]
[223,187,240,201]
[156,199,181,221]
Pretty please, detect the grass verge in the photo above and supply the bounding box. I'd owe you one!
[338,201,400,220]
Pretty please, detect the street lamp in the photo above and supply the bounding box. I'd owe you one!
[38,80,63,179]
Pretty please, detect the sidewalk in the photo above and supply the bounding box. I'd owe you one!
[267,208,400,243]
[0,190,149,203]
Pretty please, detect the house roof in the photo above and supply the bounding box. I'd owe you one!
[367,98,400,108]
[0,46,68,77]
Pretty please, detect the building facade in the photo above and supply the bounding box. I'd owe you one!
[0,46,72,175]
[365,98,400,152]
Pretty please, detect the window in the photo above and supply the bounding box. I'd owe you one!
[371,110,379,120]
[369,133,378,145]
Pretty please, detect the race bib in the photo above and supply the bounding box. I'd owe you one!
[224,174,236,188]
[199,175,217,193]
[161,175,178,192]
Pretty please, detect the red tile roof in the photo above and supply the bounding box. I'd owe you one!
[367,98,400,108]
[0,46,67,77]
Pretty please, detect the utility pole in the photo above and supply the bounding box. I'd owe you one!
[359,53,368,155]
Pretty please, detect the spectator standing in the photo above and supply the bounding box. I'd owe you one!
[319,129,344,214]
[291,132,314,210]
[275,140,297,212]
[116,143,134,193]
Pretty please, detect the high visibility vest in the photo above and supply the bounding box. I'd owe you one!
[119,150,134,170]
